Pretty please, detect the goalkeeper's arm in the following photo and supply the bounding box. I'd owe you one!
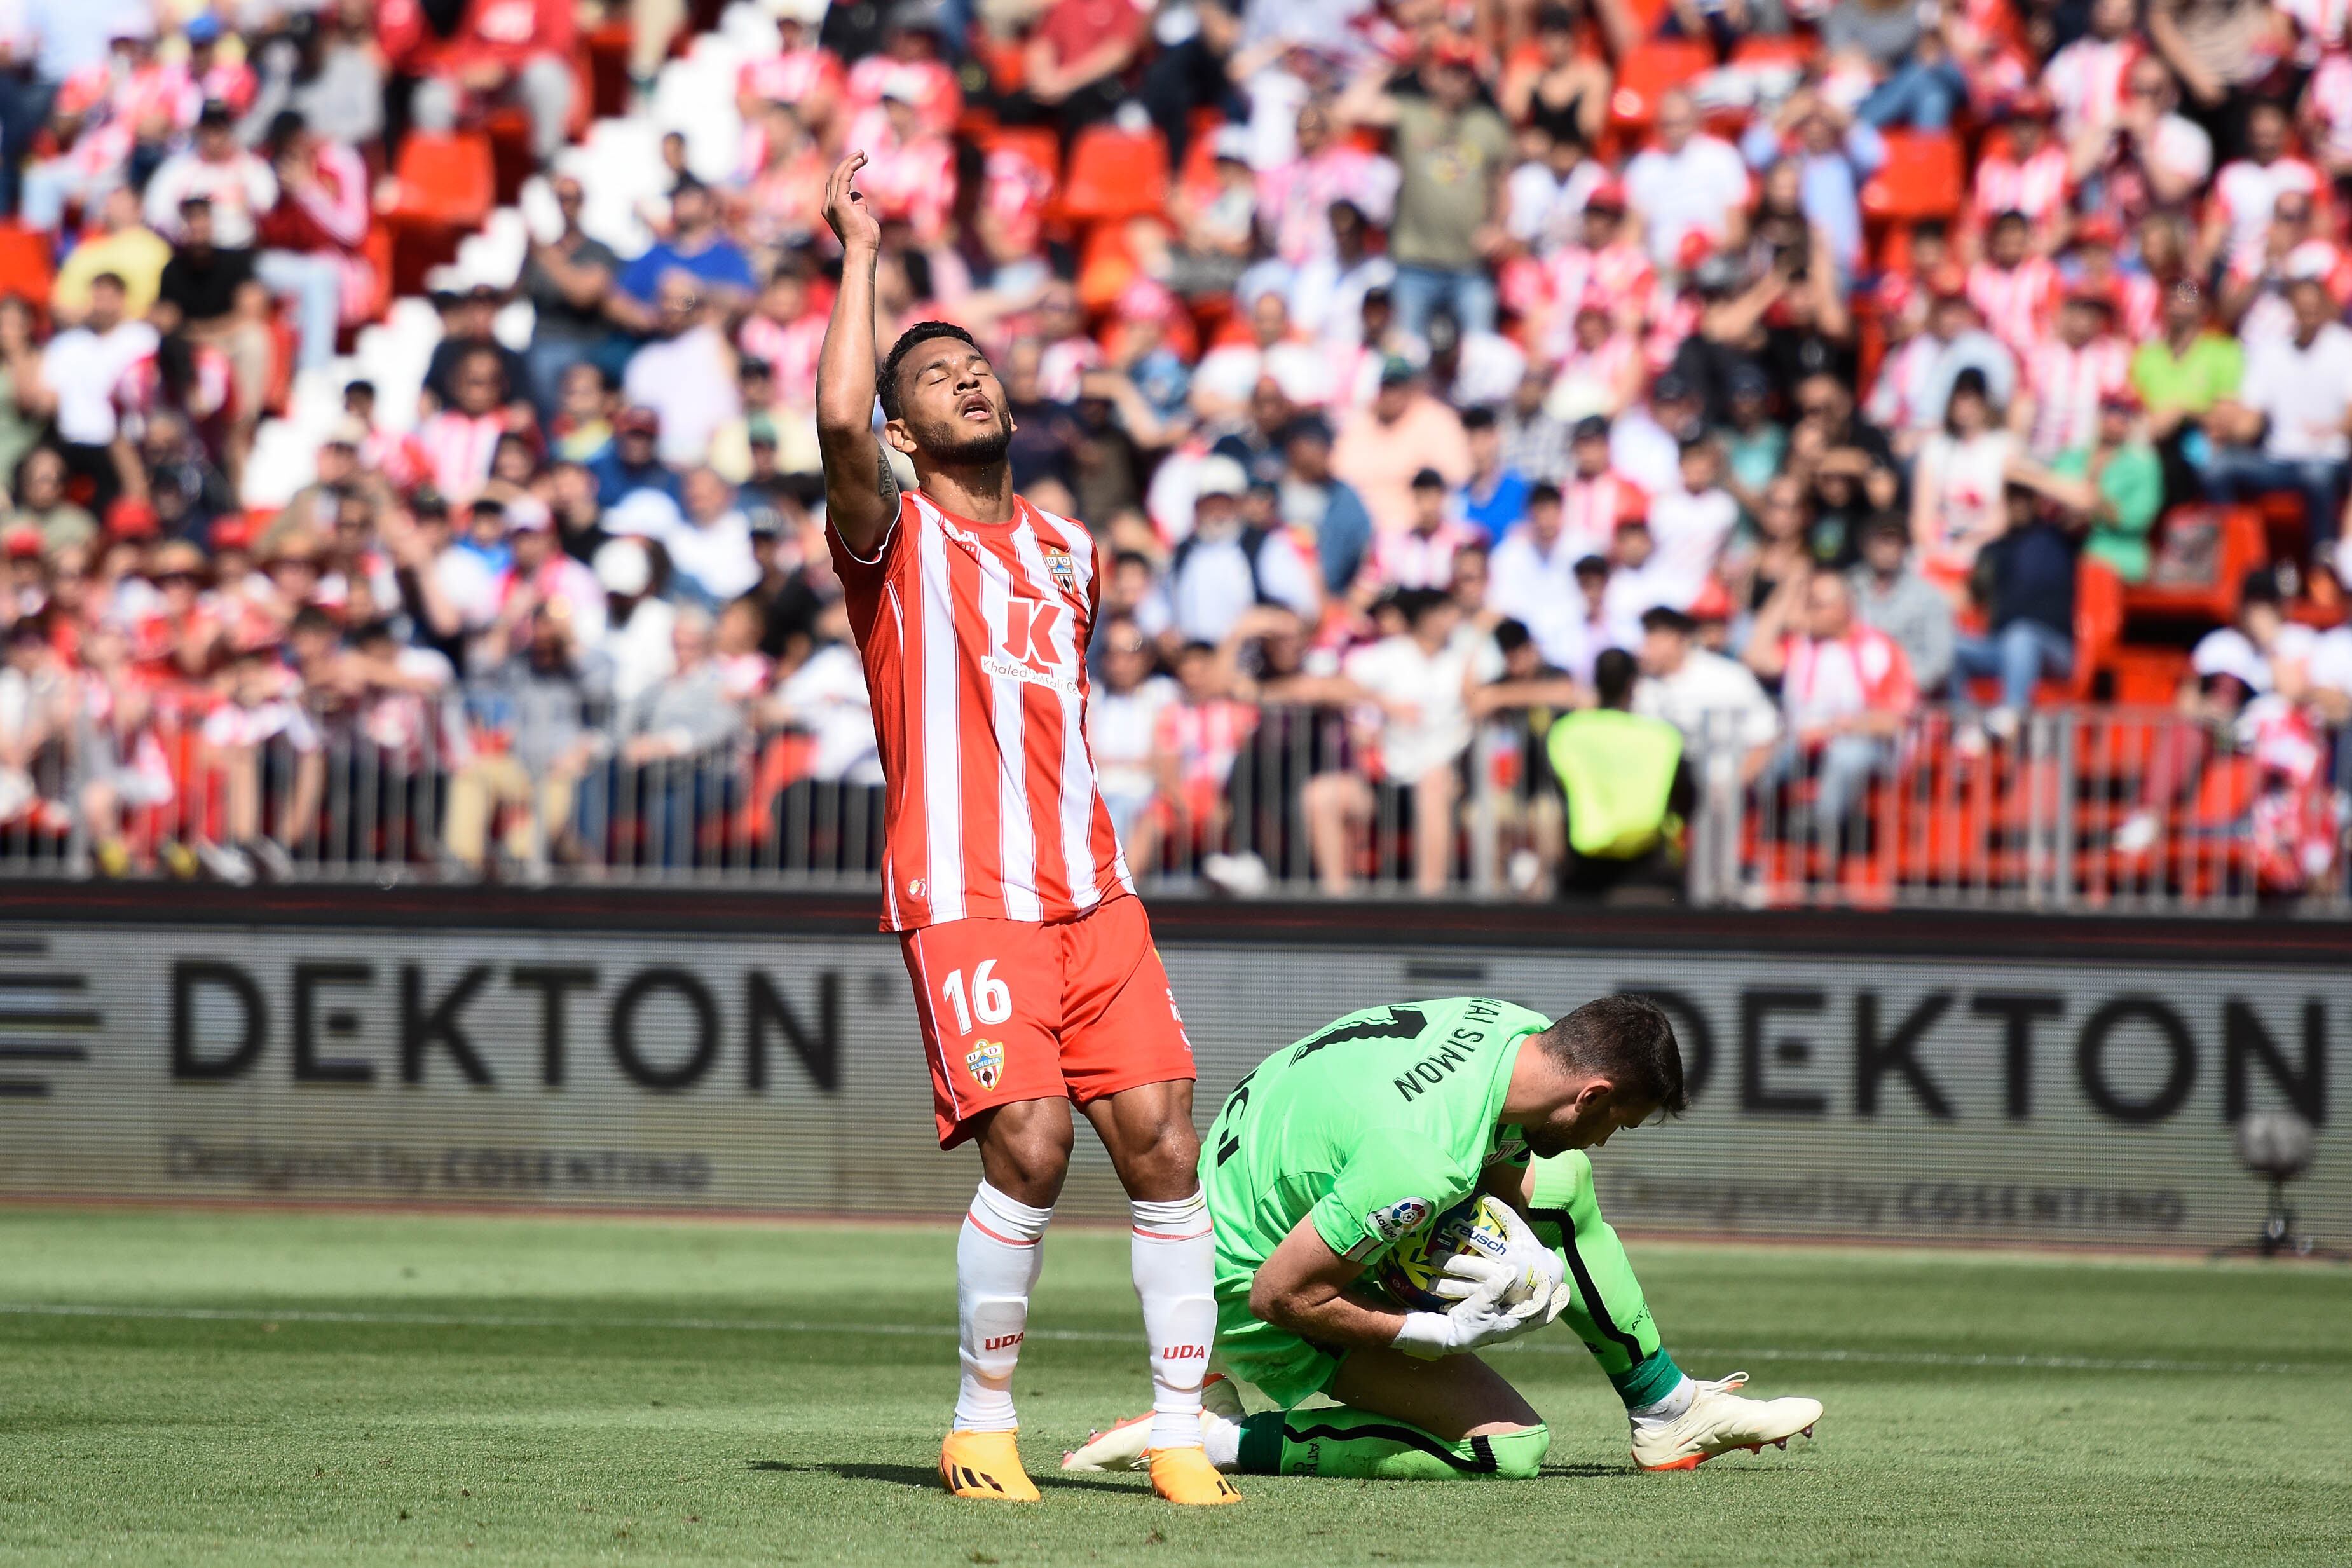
[1252,1215,1543,1360]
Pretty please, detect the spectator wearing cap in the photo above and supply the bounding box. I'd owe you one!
[1847,510,1955,697]
[622,271,742,471]
[587,536,678,705]
[40,274,154,515]
[52,189,170,326]
[1334,38,1510,337]
[612,181,756,331]
[1273,412,1374,595]
[1159,454,1322,644]
[1623,90,1751,269]
[491,500,609,651]
[1456,407,1531,540]
[1634,603,1782,756]
[381,0,576,164]
[1746,566,1917,838]
[2014,284,2132,460]
[1332,357,1472,536]
[253,111,369,379]
[592,407,682,508]
[519,174,624,420]
[2203,276,2352,549]
[1365,467,1484,596]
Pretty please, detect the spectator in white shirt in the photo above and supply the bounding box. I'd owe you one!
[1487,481,1583,660]
[1635,604,1782,756]
[1157,454,1322,643]
[622,273,742,469]
[1646,439,1741,610]
[1623,90,1751,267]
[143,102,280,250]
[662,467,761,610]
[1087,614,1179,851]
[2204,277,2352,552]
[1308,586,1502,894]
[39,272,155,512]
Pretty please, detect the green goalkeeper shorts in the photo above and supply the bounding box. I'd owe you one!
[1213,1260,1346,1410]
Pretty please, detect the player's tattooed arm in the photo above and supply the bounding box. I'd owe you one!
[816,151,894,559]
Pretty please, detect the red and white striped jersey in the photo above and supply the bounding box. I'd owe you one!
[847,111,957,243]
[1560,472,1648,560]
[1367,519,1484,591]
[1152,697,1259,792]
[844,56,961,137]
[407,410,509,505]
[2311,51,2352,160]
[1536,241,1655,357]
[1971,143,2073,233]
[738,45,844,112]
[2213,156,2324,270]
[1257,146,1402,267]
[829,487,1133,932]
[1967,256,2061,356]
[739,310,826,404]
[2044,36,2138,137]
[2025,334,2131,455]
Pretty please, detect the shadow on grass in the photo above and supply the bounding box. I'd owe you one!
[747,1461,1144,1496]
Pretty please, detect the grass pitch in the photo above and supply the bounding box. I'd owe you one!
[2,1208,2349,1567]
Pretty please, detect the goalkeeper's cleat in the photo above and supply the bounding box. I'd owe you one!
[1062,1373,1245,1473]
[1149,1444,1242,1505]
[940,1429,1041,1501]
[1630,1372,1822,1472]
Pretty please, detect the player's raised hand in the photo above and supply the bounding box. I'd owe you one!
[823,152,882,252]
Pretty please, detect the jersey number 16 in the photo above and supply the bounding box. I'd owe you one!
[941,961,1013,1037]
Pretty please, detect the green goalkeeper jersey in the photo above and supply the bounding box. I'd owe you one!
[1198,997,1550,1283]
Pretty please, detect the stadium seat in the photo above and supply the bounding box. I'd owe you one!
[385,132,496,297]
[0,222,53,312]
[1860,131,1964,224]
[1608,41,1713,132]
[1060,126,1170,223]
[2123,505,2267,625]
[983,125,1060,186]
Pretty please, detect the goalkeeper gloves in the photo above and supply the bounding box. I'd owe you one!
[1483,1199,1567,1307]
[1390,1256,1550,1359]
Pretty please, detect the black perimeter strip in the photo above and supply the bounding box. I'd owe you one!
[5,882,2352,967]
[1531,1206,1647,1367]
[1282,1419,1499,1474]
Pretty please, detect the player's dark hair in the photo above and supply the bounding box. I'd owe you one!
[1539,994,1686,1117]
[880,321,981,422]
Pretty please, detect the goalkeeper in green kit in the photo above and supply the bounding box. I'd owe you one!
[1064,995,1822,1480]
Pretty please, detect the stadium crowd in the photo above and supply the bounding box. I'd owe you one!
[0,0,2349,897]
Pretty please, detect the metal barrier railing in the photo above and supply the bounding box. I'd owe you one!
[15,687,2351,915]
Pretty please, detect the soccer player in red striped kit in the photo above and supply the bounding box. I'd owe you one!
[815,153,1238,1508]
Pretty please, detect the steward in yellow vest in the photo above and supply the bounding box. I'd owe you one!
[1544,648,1694,899]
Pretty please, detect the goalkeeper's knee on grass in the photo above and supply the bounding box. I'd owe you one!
[1231,1407,1549,1480]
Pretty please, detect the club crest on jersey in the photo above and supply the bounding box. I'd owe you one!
[1367,1196,1432,1244]
[964,1039,1006,1091]
[1043,543,1079,596]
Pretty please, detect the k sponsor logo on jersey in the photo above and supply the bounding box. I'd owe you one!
[982,596,1080,694]
[1367,1196,1433,1244]
[964,1039,1006,1091]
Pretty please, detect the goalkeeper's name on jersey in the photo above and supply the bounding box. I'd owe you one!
[1393,999,1510,1102]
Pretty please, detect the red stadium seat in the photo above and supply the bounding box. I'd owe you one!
[1860,130,1964,224]
[385,132,495,297]
[1608,41,1713,132]
[1060,126,1170,222]
[0,222,54,313]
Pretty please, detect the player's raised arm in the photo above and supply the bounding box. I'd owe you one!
[816,153,898,559]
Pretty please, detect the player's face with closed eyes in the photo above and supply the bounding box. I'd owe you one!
[891,339,1016,465]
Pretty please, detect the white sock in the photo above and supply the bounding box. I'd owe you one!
[1129,1190,1216,1450]
[1203,1408,1242,1469]
[1631,1375,1697,1429]
[953,1180,1052,1433]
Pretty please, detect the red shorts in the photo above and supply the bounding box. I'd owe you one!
[899,893,1195,1148]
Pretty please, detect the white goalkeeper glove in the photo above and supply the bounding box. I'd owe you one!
[1482,1199,1567,1309]
[1390,1255,1549,1359]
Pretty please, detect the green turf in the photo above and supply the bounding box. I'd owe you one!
[3,1208,2349,1567]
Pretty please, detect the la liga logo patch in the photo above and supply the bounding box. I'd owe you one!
[1367,1197,1433,1244]
[964,1039,1006,1091]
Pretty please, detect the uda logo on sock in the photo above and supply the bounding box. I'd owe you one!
[964,1039,1006,1091]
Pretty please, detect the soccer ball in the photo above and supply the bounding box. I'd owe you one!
[1374,1194,1535,1312]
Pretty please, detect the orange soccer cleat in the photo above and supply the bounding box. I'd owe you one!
[940,1429,1041,1501]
